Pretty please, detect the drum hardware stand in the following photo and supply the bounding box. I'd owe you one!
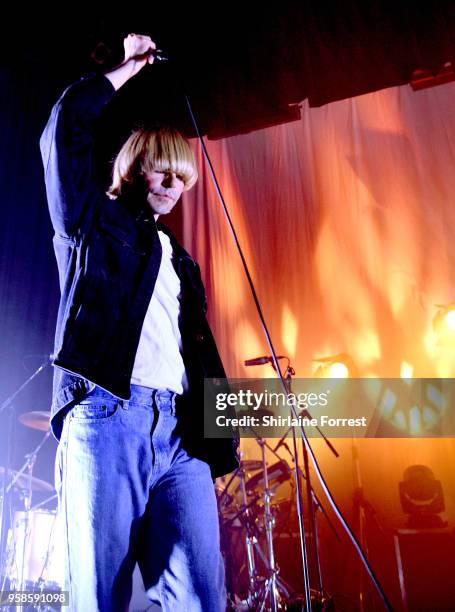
[231,445,294,611]
[7,432,51,496]
[217,462,262,610]
[232,419,313,610]
[217,457,279,610]
[0,403,15,596]
[0,355,51,606]
[12,433,51,575]
[8,432,51,612]
[256,437,281,611]
[237,461,260,606]
[241,360,312,611]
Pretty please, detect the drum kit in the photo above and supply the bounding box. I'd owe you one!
[0,411,64,610]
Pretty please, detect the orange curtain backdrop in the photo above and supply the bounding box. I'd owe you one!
[182,82,455,606]
[183,81,455,381]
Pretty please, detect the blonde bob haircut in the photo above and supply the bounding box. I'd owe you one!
[107,127,198,199]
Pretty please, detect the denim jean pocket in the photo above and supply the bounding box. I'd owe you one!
[70,400,119,422]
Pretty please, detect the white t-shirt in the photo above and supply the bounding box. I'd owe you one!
[131,231,187,393]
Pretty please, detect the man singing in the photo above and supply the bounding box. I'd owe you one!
[40,33,238,611]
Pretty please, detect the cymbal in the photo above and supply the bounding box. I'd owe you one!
[18,411,50,431]
[0,466,54,493]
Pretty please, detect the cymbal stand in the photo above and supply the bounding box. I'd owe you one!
[242,385,312,611]
[250,363,314,610]
[238,439,292,611]
[0,404,15,595]
[223,486,295,610]
[257,437,279,611]
[9,432,51,612]
[0,355,50,585]
[237,462,259,605]
[6,431,51,495]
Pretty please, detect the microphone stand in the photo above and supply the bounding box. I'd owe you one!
[180,69,392,610]
[272,372,342,581]
[0,356,50,418]
[242,359,312,611]
[351,438,367,612]
[181,69,314,611]
[351,437,385,612]
[283,384,312,611]
[282,364,337,608]
[247,360,340,608]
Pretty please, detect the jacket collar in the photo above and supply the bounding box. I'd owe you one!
[108,192,195,263]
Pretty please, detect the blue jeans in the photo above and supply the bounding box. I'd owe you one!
[55,385,226,612]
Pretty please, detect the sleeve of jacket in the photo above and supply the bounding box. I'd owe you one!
[39,74,116,239]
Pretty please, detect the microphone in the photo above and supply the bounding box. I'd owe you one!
[148,48,168,62]
[244,355,286,366]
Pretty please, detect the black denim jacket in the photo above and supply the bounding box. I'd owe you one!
[40,75,239,478]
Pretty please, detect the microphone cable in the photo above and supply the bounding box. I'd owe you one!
[182,91,393,611]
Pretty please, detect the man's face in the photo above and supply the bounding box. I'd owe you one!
[143,169,185,217]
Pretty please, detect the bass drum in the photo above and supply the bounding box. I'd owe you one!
[5,509,64,589]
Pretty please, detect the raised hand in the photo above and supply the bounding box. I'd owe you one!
[105,33,157,90]
[123,33,156,66]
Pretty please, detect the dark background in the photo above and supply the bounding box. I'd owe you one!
[0,0,454,512]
